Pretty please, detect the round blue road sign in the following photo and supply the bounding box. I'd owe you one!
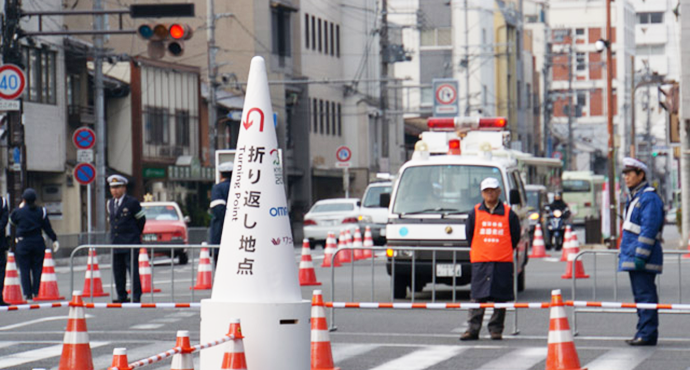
[74,163,96,185]
[73,127,96,150]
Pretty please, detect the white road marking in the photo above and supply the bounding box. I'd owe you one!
[332,343,379,363]
[0,314,94,331]
[151,317,181,323]
[585,348,654,370]
[474,347,547,370]
[0,341,107,368]
[367,345,467,370]
[130,323,165,330]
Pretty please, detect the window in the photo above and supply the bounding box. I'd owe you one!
[22,47,57,104]
[482,85,488,107]
[305,13,310,49]
[636,44,665,55]
[526,83,532,109]
[312,98,318,132]
[337,103,342,136]
[637,12,663,24]
[175,110,190,147]
[311,16,316,50]
[575,28,585,36]
[577,91,587,108]
[330,23,335,56]
[318,18,322,52]
[336,25,340,57]
[421,27,452,47]
[331,101,336,135]
[576,52,586,71]
[271,7,291,57]
[319,99,324,134]
[324,20,329,55]
[325,100,330,135]
[144,107,170,145]
[552,29,569,42]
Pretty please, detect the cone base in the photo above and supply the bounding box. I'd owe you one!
[34,295,65,301]
[4,298,27,305]
[562,273,590,279]
[191,285,213,290]
[313,367,341,370]
[82,292,109,297]
[529,252,550,258]
[299,281,322,286]
[683,252,690,259]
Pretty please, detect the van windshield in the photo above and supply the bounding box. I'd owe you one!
[392,165,505,215]
[362,185,392,208]
[563,180,591,192]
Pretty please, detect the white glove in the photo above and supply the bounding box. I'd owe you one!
[52,241,60,253]
[19,201,25,208]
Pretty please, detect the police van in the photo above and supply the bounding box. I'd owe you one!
[384,117,531,299]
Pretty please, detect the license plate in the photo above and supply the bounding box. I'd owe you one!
[143,234,157,242]
[436,264,462,277]
[319,220,337,226]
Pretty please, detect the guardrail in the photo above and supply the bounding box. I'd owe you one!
[328,245,522,334]
[69,244,218,303]
[569,249,689,335]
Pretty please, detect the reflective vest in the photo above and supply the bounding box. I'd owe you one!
[470,203,513,263]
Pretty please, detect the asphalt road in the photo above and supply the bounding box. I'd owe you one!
[1,224,689,369]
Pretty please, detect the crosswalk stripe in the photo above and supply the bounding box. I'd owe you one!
[584,348,654,370]
[130,323,165,330]
[367,345,467,370]
[332,343,379,363]
[474,347,547,370]
[0,341,108,369]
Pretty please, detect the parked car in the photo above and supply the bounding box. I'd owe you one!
[303,198,361,248]
[141,202,190,264]
[358,181,392,245]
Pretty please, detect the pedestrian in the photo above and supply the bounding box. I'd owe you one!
[0,196,9,306]
[209,161,233,266]
[107,175,146,303]
[9,188,59,302]
[620,157,664,346]
[460,177,521,341]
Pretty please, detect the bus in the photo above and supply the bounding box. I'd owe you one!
[562,171,605,225]
[519,156,563,191]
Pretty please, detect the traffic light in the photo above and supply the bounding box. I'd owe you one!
[137,23,193,59]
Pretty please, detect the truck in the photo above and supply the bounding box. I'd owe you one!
[384,117,533,299]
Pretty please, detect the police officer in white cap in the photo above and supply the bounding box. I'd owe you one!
[107,174,146,303]
[209,162,233,266]
[620,157,664,346]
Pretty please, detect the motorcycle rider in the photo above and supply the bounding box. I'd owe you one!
[545,192,571,250]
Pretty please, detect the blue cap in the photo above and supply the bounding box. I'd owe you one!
[22,188,37,202]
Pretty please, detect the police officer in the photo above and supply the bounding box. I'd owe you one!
[620,157,664,346]
[209,161,233,266]
[0,196,9,306]
[9,189,59,301]
[460,177,521,341]
[108,175,146,303]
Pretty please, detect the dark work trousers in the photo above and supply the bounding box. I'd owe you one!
[112,250,142,301]
[466,297,507,335]
[14,239,45,298]
[629,270,659,342]
[0,250,6,300]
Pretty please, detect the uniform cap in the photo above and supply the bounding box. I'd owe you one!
[107,174,128,187]
[22,188,37,202]
[218,161,234,172]
[622,157,648,173]
[480,177,500,191]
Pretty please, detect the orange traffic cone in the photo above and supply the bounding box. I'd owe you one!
[299,239,322,286]
[34,249,65,301]
[170,330,194,370]
[58,291,94,370]
[138,248,161,293]
[311,290,340,370]
[529,224,550,258]
[337,231,352,263]
[83,248,109,297]
[561,242,589,279]
[109,348,132,370]
[362,226,374,259]
[221,319,248,370]
[545,289,587,370]
[684,237,690,259]
[3,252,26,305]
[191,247,213,290]
[321,232,342,268]
[352,228,365,261]
[560,226,573,262]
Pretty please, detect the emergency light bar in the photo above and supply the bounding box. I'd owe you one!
[427,117,507,131]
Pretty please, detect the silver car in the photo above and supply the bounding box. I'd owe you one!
[303,198,361,247]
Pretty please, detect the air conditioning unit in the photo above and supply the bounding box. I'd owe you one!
[159,147,171,157]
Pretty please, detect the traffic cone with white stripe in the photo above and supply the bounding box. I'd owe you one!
[299,239,322,286]
[362,226,374,259]
[560,226,573,262]
[529,224,550,258]
[3,252,26,305]
[321,232,342,268]
[352,227,365,261]
[191,247,213,290]
[545,289,587,370]
[138,248,161,293]
[58,291,94,370]
[337,230,352,263]
[561,236,589,279]
[221,319,248,370]
[108,348,132,370]
[82,248,109,297]
[34,249,65,301]
[170,330,194,370]
[311,290,340,370]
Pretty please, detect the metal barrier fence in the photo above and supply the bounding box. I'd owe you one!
[570,249,690,335]
[69,244,218,303]
[328,246,521,333]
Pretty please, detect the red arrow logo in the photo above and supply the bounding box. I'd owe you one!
[242,108,265,132]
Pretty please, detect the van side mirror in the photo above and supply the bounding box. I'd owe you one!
[379,193,391,208]
[184,216,191,224]
[509,189,521,206]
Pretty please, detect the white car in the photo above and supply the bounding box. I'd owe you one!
[358,181,392,245]
[303,198,361,247]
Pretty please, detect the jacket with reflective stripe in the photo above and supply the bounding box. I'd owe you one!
[619,183,664,274]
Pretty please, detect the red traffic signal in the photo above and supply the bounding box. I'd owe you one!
[137,23,193,58]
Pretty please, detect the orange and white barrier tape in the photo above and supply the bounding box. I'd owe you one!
[115,334,236,369]
[84,303,200,309]
[568,301,690,310]
[326,302,550,309]
[0,301,69,312]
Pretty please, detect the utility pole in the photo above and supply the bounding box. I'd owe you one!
[207,0,218,166]
[543,18,552,157]
[379,0,389,164]
[605,0,617,249]
[566,37,574,170]
[464,0,470,115]
[630,55,635,157]
[93,0,107,234]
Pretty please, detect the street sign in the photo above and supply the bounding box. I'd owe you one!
[336,146,351,162]
[0,64,26,100]
[73,127,96,150]
[0,100,20,111]
[432,79,459,117]
[77,149,94,163]
[335,162,351,168]
[74,163,96,185]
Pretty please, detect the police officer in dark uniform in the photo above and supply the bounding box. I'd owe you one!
[0,196,10,306]
[9,189,59,301]
[108,175,146,303]
[209,161,233,266]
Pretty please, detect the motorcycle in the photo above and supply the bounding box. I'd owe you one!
[545,206,569,251]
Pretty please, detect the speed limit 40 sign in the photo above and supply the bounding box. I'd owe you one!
[0,64,26,100]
